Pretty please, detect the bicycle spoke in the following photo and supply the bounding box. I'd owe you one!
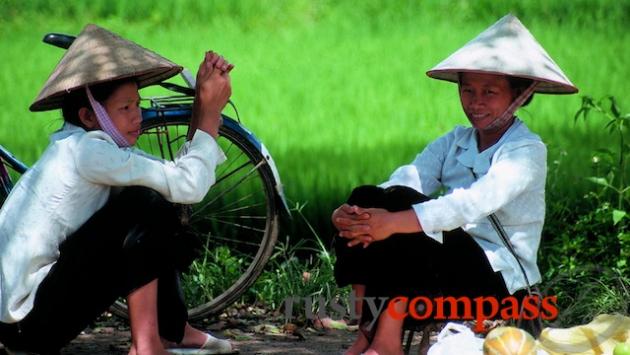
[193,160,265,214]
[211,215,268,220]
[220,141,236,161]
[205,234,264,247]
[193,183,256,217]
[202,192,257,213]
[213,161,251,187]
[209,201,267,215]
[146,130,158,156]
[200,216,266,233]
[216,150,245,177]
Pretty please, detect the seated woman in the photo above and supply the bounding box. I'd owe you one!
[332,14,578,355]
[0,24,234,355]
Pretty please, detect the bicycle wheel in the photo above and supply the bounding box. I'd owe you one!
[110,117,279,321]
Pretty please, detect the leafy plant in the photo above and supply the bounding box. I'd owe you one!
[539,96,629,326]
[575,96,629,214]
[182,245,245,309]
[248,202,349,318]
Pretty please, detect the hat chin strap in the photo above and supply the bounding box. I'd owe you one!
[85,86,131,147]
[485,81,538,131]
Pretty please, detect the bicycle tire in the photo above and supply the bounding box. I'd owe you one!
[110,117,279,321]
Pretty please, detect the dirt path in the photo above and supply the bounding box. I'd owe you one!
[0,324,433,354]
[58,326,356,354]
[0,311,432,354]
[0,316,361,354]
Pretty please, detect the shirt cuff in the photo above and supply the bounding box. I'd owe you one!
[412,202,444,244]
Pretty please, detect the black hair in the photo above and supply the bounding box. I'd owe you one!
[507,76,535,107]
[61,79,137,128]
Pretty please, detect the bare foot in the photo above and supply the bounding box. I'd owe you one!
[344,330,370,355]
[129,343,170,355]
[364,346,403,355]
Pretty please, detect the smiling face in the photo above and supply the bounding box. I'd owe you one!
[458,72,516,134]
[101,81,142,145]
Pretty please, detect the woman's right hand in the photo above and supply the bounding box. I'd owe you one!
[332,204,373,245]
[193,51,234,138]
[332,204,364,231]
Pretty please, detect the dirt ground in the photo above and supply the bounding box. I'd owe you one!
[59,326,357,354]
[0,324,364,354]
[0,307,436,354]
[0,319,430,354]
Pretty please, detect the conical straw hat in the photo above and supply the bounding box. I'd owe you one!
[30,24,182,111]
[427,14,578,94]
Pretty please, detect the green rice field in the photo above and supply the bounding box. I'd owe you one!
[1,0,629,238]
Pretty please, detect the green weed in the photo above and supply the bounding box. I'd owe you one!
[247,202,349,314]
[542,267,629,326]
[540,96,630,326]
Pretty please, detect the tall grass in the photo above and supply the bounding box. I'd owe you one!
[1,0,629,239]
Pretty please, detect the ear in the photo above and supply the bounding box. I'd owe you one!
[78,107,99,130]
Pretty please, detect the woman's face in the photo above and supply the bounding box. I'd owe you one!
[458,72,515,133]
[102,81,142,145]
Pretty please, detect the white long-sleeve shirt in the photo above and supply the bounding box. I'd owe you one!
[0,123,226,323]
[380,119,546,294]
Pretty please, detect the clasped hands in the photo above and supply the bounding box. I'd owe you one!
[332,204,397,248]
[332,204,422,248]
[192,51,234,139]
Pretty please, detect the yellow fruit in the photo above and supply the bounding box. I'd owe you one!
[483,327,536,355]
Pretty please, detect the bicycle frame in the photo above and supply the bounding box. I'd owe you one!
[0,145,28,175]
[0,144,28,196]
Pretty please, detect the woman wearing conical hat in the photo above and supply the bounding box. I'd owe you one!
[332,14,577,354]
[0,25,235,354]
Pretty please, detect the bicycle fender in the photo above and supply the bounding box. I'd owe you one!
[222,117,291,218]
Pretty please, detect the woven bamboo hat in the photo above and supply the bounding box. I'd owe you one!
[30,24,182,112]
[427,14,578,94]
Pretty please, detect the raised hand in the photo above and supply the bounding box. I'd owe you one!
[189,51,234,139]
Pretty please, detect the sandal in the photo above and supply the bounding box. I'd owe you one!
[167,333,236,354]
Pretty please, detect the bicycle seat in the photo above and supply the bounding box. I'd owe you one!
[43,33,76,49]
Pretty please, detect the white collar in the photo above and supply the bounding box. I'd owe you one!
[50,122,86,143]
[455,119,523,175]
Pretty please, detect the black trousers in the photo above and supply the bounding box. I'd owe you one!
[334,185,512,327]
[0,187,200,354]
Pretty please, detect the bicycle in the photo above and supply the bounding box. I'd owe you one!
[0,32,290,321]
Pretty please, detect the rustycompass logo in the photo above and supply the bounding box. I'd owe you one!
[283,292,558,332]
[386,295,558,332]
